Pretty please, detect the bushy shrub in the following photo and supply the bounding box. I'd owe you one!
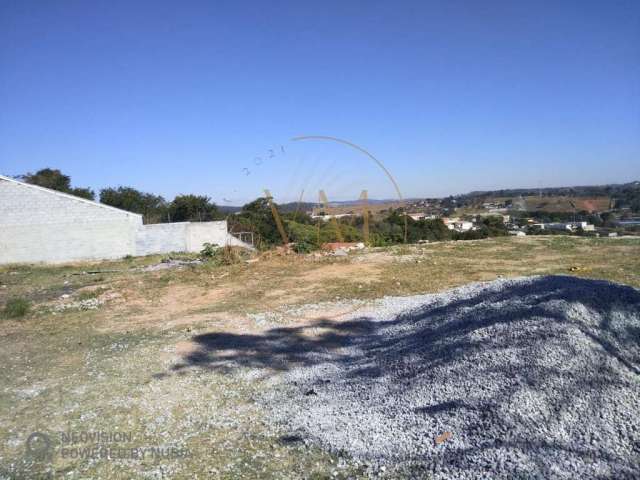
[215,246,243,265]
[369,232,390,247]
[200,242,219,259]
[3,297,30,319]
[293,241,316,254]
[201,244,245,265]
[286,220,318,245]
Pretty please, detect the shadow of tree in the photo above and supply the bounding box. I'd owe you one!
[157,275,640,476]
[170,317,379,374]
[167,275,640,379]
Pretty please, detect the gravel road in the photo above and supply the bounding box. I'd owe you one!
[257,276,640,479]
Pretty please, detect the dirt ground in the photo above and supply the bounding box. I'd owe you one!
[1,236,639,479]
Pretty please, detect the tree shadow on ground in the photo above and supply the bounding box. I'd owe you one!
[167,317,379,375]
[154,275,640,476]
[164,275,640,379]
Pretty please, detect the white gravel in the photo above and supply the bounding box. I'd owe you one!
[258,275,640,479]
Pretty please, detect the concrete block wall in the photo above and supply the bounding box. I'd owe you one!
[135,221,234,256]
[186,221,229,252]
[1,176,253,264]
[0,176,142,264]
[135,222,189,256]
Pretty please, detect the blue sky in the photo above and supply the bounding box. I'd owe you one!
[1,0,639,204]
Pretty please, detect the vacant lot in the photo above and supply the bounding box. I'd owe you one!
[522,195,611,213]
[1,236,639,479]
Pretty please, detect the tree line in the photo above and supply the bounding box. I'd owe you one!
[228,197,509,250]
[18,168,511,249]
[19,168,223,223]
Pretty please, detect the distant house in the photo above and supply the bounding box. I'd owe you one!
[445,220,474,232]
[482,202,506,210]
[546,222,595,232]
[310,213,353,221]
[546,223,574,232]
[406,212,439,221]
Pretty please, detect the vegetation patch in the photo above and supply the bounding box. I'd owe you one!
[2,297,30,319]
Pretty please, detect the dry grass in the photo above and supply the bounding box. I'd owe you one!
[1,236,639,478]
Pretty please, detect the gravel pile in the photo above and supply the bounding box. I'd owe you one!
[259,276,640,479]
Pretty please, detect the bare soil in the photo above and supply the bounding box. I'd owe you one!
[1,236,639,479]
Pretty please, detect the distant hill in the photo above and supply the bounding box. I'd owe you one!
[218,205,242,214]
[219,202,318,214]
[465,181,639,199]
[220,199,402,214]
[458,181,639,214]
[278,202,318,213]
[219,181,639,215]
[326,198,404,206]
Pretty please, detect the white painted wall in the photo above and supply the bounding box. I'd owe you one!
[135,222,188,256]
[0,176,253,265]
[0,176,142,264]
[186,221,228,252]
[136,221,233,256]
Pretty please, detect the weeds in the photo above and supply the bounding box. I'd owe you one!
[200,244,246,265]
[217,246,246,265]
[199,242,219,259]
[393,245,413,256]
[2,297,30,319]
[76,287,108,301]
[293,241,317,254]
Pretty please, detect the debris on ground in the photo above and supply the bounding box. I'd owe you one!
[322,242,365,253]
[54,297,104,312]
[434,432,452,446]
[139,259,202,271]
[69,269,121,275]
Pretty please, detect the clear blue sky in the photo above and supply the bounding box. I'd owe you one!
[1,0,639,204]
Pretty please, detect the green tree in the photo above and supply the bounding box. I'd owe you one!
[21,168,95,200]
[21,168,71,191]
[318,221,362,243]
[480,216,508,236]
[232,197,282,247]
[69,187,96,200]
[100,186,166,222]
[600,212,616,227]
[286,220,317,244]
[169,195,222,222]
[418,219,451,241]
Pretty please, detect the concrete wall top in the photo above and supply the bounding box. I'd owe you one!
[0,175,143,226]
